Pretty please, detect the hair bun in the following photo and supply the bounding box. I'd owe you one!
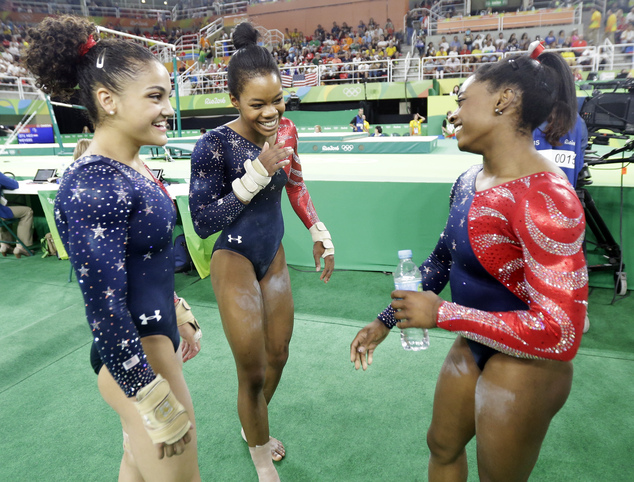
[232,22,259,50]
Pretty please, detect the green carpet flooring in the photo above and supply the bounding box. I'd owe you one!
[1,255,633,481]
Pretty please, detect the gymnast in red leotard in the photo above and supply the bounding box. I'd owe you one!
[351,49,587,481]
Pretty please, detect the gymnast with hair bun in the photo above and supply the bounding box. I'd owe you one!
[26,15,201,481]
[351,45,588,480]
[189,21,335,482]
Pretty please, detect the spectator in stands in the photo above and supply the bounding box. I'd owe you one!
[572,34,588,57]
[385,18,395,36]
[494,32,507,51]
[426,42,436,57]
[415,34,426,57]
[450,84,460,96]
[557,29,567,47]
[481,39,497,62]
[331,21,340,40]
[450,35,461,51]
[472,34,484,50]
[620,23,634,52]
[314,125,322,133]
[544,30,557,47]
[573,67,583,81]
[409,112,425,135]
[519,32,531,50]
[627,7,634,26]
[373,125,385,136]
[605,8,617,43]
[506,37,520,53]
[459,43,471,56]
[445,47,461,76]
[439,36,450,52]
[589,7,602,45]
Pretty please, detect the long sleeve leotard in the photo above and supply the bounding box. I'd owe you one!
[55,156,179,397]
[189,117,319,279]
[379,165,588,362]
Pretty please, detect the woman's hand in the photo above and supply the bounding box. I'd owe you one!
[258,141,293,175]
[155,426,194,459]
[313,241,335,283]
[350,319,390,370]
[178,322,200,363]
[391,290,443,331]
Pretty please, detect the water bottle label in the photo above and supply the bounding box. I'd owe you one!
[394,280,422,292]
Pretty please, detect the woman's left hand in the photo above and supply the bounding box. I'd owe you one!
[391,290,443,330]
[313,241,335,283]
[178,323,201,363]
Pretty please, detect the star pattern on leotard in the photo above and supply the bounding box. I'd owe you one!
[115,260,125,271]
[92,223,106,239]
[118,339,130,349]
[143,205,153,215]
[143,252,152,261]
[78,265,89,277]
[115,188,128,203]
[103,286,115,298]
[91,320,101,330]
[70,186,86,202]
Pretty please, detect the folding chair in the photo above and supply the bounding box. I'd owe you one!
[0,217,34,256]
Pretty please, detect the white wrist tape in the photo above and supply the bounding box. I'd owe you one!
[309,222,334,258]
[232,158,271,203]
[134,374,192,445]
[175,297,202,343]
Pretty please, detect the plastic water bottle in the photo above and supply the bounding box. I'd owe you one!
[394,249,430,351]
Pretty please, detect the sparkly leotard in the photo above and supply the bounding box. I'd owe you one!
[55,155,178,397]
[189,117,319,280]
[379,165,588,365]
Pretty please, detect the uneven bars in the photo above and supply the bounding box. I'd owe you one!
[96,26,176,50]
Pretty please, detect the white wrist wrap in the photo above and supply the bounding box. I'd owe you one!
[175,297,202,343]
[232,158,271,203]
[309,222,335,258]
[134,374,192,445]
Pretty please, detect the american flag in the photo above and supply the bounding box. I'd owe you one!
[280,72,318,88]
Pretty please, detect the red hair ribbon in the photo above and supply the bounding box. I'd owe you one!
[528,40,545,60]
[78,35,97,57]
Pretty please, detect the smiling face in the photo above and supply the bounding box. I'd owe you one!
[451,76,499,154]
[108,60,174,149]
[230,72,285,146]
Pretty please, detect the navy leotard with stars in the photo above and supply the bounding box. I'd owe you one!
[55,155,179,397]
[189,119,319,280]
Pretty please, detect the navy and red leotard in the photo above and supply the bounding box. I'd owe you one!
[55,155,179,397]
[189,117,319,279]
[379,165,588,365]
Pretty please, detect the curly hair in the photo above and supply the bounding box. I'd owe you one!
[25,15,159,126]
[227,22,280,99]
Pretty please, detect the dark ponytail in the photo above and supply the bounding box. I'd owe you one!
[26,15,159,126]
[474,52,577,146]
[227,22,280,99]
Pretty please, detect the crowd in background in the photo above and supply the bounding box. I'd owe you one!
[3,3,634,92]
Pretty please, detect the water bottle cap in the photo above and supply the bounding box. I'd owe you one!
[398,249,413,259]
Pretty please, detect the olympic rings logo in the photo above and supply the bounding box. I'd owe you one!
[342,144,354,151]
[342,87,362,97]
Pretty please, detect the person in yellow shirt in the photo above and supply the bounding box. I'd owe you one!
[589,7,602,45]
[605,9,617,43]
[409,113,425,136]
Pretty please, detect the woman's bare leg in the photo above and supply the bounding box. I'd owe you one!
[259,245,293,460]
[98,335,200,482]
[211,250,270,447]
[427,336,480,482]
[474,355,573,482]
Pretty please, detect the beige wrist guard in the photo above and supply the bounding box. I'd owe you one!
[175,297,202,343]
[232,158,271,203]
[134,374,192,445]
[309,222,334,258]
